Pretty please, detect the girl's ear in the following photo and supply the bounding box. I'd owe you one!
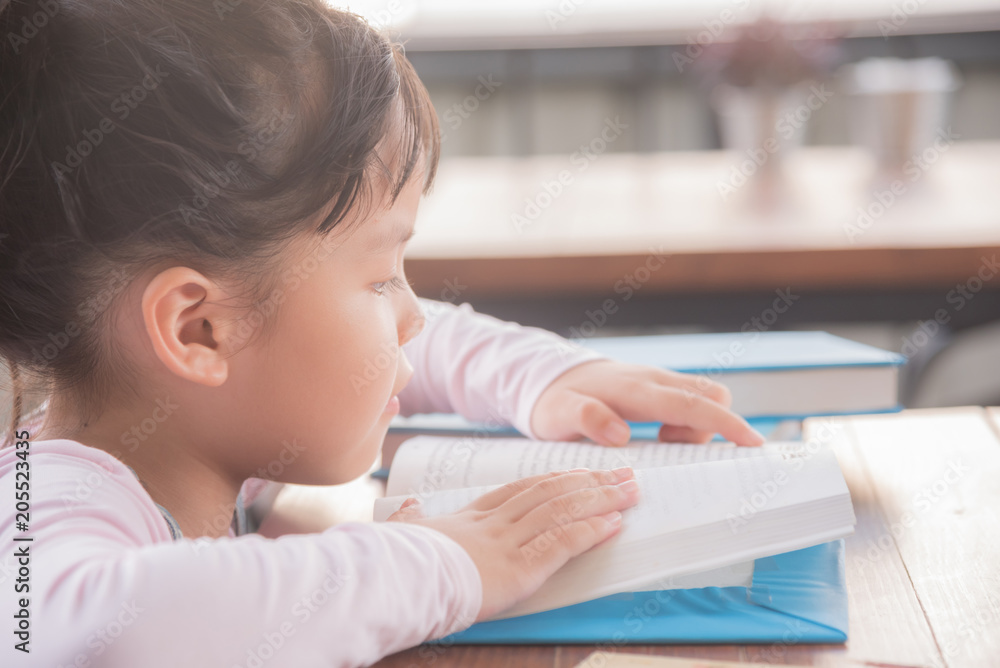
[140,267,235,387]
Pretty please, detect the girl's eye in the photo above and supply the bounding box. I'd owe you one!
[372,275,409,296]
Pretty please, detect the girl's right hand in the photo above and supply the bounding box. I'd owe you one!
[385,467,640,622]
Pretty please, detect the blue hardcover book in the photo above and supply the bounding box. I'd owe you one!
[578,331,904,419]
[441,539,847,644]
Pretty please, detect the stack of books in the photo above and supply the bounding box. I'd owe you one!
[387,331,905,440]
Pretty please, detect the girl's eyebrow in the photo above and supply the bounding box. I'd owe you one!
[366,225,416,254]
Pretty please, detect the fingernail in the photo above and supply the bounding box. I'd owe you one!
[749,428,766,446]
[603,421,630,446]
[616,479,640,495]
[612,466,633,481]
[603,511,622,527]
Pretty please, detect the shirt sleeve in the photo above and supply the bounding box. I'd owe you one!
[0,440,482,668]
[398,298,610,439]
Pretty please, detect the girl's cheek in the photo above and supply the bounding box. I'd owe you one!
[346,318,399,398]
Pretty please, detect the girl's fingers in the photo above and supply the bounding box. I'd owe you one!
[512,476,640,544]
[657,423,712,444]
[653,369,734,408]
[549,390,631,446]
[606,364,734,409]
[518,510,625,577]
[385,497,424,522]
[612,385,763,447]
[462,469,585,513]
[497,468,634,523]
[567,392,631,447]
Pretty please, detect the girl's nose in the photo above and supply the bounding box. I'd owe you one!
[399,308,426,347]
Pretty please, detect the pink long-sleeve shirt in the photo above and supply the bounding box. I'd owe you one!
[0,298,607,668]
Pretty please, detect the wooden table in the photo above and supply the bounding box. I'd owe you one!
[406,144,1000,300]
[260,408,1000,667]
[404,144,1000,334]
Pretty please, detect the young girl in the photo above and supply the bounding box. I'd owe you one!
[0,1,763,665]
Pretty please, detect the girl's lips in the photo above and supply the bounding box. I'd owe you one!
[383,395,400,415]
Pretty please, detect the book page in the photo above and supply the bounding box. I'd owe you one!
[377,447,852,617]
[386,435,804,497]
[379,450,823,532]
[375,468,755,590]
[500,447,852,617]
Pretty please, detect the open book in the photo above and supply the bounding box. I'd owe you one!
[374,436,856,621]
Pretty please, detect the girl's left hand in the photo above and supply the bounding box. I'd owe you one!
[529,359,765,448]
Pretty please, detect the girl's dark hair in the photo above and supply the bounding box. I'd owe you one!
[0,0,440,435]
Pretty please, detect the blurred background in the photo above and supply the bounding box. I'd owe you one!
[3,0,1000,427]
[343,0,1000,410]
